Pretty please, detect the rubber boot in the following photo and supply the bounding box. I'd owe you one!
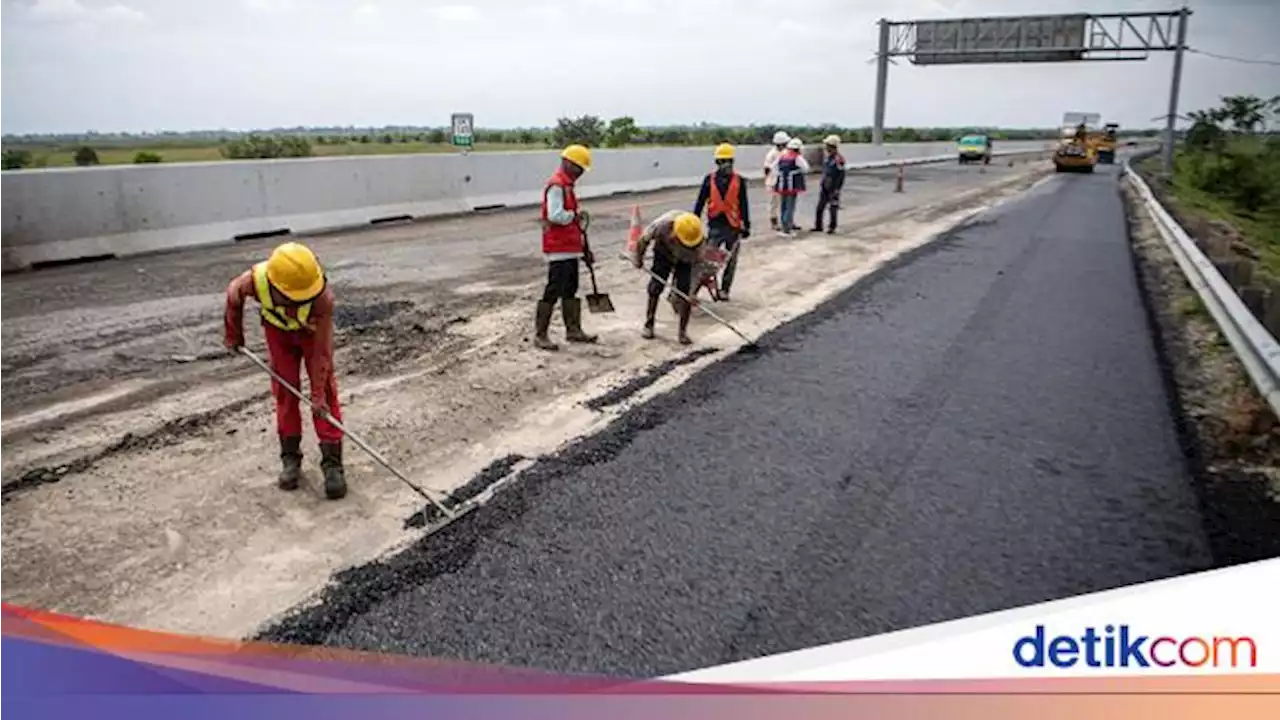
[534,300,559,351]
[278,435,302,491]
[642,295,659,339]
[320,442,347,500]
[676,298,693,346]
[562,298,598,344]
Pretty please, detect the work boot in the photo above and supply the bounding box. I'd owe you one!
[278,435,303,491]
[676,298,693,346]
[562,298,598,344]
[769,217,779,231]
[319,442,347,500]
[642,295,659,339]
[534,300,559,351]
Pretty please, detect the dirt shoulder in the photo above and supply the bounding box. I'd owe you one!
[1122,181,1280,565]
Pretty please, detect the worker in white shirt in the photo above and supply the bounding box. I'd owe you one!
[763,130,790,231]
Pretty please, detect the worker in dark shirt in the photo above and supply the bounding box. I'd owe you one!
[692,143,751,301]
[813,134,846,234]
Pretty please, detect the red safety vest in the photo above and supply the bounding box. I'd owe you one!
[707,173,743,230]
[540,167,584,255]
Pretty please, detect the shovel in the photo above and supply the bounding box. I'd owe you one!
[582,234,615,314]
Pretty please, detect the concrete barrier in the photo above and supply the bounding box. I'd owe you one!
[1,141,1051,272]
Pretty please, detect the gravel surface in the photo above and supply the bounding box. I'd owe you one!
[259,166,1215,676]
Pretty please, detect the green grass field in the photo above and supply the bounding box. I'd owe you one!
[4,141,551,167]
[1144,140,1280,280]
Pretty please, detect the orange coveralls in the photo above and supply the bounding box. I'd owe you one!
[224,270,344,444]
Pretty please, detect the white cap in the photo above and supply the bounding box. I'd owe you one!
[786,137,803,150]
[772,131,790,145]
[824,134,841,146]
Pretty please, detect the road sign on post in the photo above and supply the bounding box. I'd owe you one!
[451,113,474,151]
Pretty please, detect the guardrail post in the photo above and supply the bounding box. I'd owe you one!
[895,162,904,193]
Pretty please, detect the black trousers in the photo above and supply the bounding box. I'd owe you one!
[707,225,740,294]
[814,188,840,230]
[647,249,693,298]
[541,258,580,303]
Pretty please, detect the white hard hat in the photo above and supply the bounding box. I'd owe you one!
[824,134,841,146]
[772,131,790,145]
[786,137,803,150]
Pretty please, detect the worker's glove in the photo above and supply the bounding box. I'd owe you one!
[575,209,591,231]
[632,252,644,270]
[224,333,244,351]
[311,395,331,419]
[582,246,595,266]
[739,227,750,240]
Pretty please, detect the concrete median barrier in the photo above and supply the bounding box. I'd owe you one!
[1,141,1051,272]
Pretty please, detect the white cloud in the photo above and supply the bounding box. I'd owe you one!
[27,0,90,22]
[22,0,147,26]
[102,3,147,23]
[2,0,1278,134]
[241,0,297,14]
[429,4,480,22]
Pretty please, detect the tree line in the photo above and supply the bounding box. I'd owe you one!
[3,115,1170,168]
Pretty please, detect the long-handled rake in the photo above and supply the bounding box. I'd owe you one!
[237,346,475,531]
[620,252,760,352]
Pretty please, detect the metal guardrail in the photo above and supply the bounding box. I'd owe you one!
[1124,162,1280,418]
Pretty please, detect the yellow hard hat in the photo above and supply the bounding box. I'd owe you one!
[672,212,703,248]
[824,134,841,146]
[561,144,593,171]
[265,241,325,302]
[713,143,735,160]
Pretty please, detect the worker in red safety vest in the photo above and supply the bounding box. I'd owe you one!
[224,241,347,500]
[692,143,751,302]
[536,144,598,351]
[773,137,809,236]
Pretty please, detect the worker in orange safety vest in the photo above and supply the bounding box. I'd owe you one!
[692,143,751,302]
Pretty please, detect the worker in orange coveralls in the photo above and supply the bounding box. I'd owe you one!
[224,241,346,500]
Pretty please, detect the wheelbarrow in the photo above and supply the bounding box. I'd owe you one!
[679,245,734,306]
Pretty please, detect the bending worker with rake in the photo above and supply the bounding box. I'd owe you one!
[633,210,706,345]
[224,241,347,501]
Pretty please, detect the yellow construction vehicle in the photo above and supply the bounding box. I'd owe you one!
[1053,112,1099,174]
[1094,123,1119,164]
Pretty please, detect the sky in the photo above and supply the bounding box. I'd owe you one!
[1,0,1277,134]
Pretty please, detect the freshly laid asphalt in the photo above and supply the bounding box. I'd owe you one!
[261,165,1214,677]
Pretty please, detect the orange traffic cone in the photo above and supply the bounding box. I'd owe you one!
[625,204,644,257]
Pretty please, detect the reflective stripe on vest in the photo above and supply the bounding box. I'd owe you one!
[253,262,312,331]
[707,173,742,230]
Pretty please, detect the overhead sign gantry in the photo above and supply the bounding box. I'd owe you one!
[871,9,1191,172]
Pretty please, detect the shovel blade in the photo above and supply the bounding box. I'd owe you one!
[586,293,615,314]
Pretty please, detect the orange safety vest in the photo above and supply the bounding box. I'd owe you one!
[707,173,742,230]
